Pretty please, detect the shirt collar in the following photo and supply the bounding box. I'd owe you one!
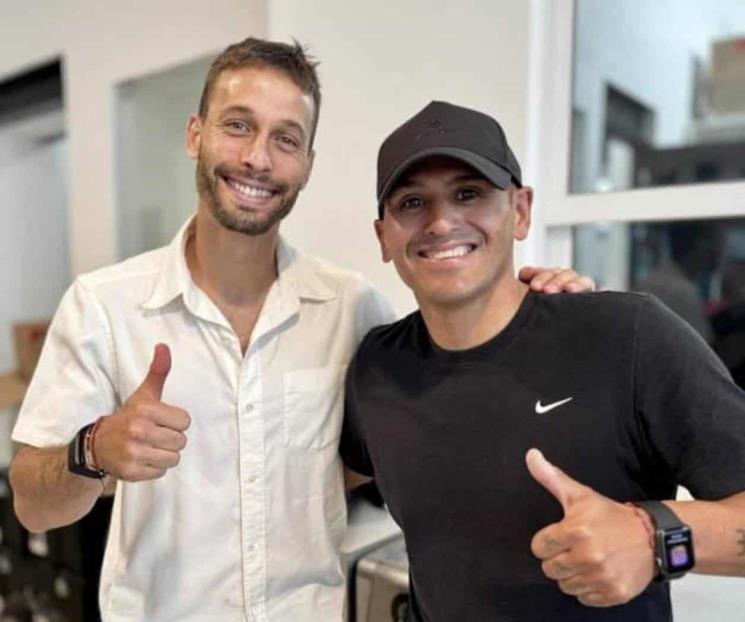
[275,237,337,302]
[141,217,337,311]
[141,217,195,310]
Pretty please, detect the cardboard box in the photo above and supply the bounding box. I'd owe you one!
[711,78,745,115]
[0,374,27,411]
[0,321,49,410]
[13,322,49,382]
[712,37,745,81]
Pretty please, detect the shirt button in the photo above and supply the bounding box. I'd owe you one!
[245,403,254,412]
[247,475,256,483]
[247,543,255,553]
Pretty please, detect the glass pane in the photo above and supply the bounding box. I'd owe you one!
[572,218,745,388]
[571,0,745,193]
[0,62,69,464]
[115,56,212,259]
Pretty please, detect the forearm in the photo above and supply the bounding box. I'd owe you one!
[667,491,745,576]
[9,444,107,533]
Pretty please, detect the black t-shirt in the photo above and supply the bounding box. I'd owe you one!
[341,291,745,622]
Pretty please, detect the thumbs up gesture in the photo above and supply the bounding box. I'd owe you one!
[526,449,656,607]
[93,344,191,481]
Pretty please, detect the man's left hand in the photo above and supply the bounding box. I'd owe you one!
[519,266,595,294]
[526,449,656,607]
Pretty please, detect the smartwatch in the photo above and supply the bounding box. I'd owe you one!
[635,500,695,580]
[68,423,106,479]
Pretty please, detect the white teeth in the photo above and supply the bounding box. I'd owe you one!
[229,179,274,199]
[424,245,473,260]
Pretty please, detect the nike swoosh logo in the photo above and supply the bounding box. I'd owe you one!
[535,397,574,414]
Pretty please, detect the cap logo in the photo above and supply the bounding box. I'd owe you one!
[377,102,522,212]
[414,116,449,141]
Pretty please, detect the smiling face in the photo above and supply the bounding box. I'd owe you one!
[375,156,532,312]
[186,65,315,236]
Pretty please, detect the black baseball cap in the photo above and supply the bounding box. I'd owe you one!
[376,101,522,217]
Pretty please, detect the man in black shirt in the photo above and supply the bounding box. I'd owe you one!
[341,101,745,621]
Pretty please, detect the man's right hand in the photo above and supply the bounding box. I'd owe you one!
[94,343,190,481]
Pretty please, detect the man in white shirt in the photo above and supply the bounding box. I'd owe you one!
[8,38,591,622]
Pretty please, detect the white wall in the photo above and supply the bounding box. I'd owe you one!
[0,0,535,316]
[269,0,533,314]
[0,0,267,277]
[116,57,213,260]
[0,129,69,372]
[0,124,70,464]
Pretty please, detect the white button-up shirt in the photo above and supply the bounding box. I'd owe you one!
[12,218,395,622]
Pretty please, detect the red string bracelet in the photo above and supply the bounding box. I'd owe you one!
[89,416,107,471]
[625,502,655,550]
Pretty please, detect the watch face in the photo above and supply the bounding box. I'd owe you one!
[663,527,695,573]
[668,544,690,568]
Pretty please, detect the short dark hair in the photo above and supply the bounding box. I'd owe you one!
[198,37,321,149]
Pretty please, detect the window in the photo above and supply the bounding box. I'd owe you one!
[570,0,745,194]
[115,56,212,259]
[574,217,745,389]
[534,6,745,617]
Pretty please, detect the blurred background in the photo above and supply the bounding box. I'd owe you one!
[0,0,743,620]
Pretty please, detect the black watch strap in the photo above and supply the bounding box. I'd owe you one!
[635,500,682,530]
[635,499,695,580]
[68,424,106,479]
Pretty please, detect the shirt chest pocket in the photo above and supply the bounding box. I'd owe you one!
[283,365,347,450]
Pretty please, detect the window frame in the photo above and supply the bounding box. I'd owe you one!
[532,0,745,235]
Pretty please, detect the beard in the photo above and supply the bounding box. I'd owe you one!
[195,157,301,236]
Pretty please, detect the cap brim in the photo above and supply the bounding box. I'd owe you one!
[377,147,514,216]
